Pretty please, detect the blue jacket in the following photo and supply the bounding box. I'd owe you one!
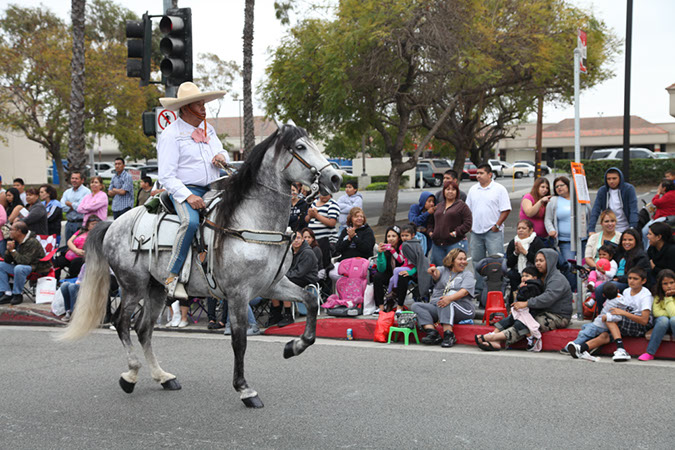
[588,167,638,234]
[408,191,436,228]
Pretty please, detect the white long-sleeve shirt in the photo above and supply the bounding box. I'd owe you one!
[157,118,230,203]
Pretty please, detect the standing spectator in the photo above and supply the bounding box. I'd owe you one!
[60,172,91,242]
[77,176,108,224]
[519,177,551,242]
[289,183,308,232]
[108,157,133,219]
[0,222,50,305]
[305,192,340,271]
[642,179,675,249]
[428,180,472,266]
[40,184,62,243]
[15,188,47,235]
[12,178,26,205]
[434,169,467,202]
[408,191,436,253]
[647,222,675,278]
[336,180,363,235]
[136,176,153,207]
[588,167,638,235]
[466,163,511,290]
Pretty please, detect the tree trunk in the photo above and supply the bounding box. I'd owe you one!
[51,145,67,190]
[378,164,404,226]
[67,0,87,177]
[535,94,544,178]
[242,0,255,158]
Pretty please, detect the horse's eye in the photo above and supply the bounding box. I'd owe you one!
[296,144,306,151]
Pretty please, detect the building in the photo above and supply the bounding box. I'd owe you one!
[0,129,48,185]
[206,116,278,160]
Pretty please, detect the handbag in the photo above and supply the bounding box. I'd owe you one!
[396,312,417,329]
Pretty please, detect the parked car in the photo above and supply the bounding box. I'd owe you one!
[329,162,349,177]
[415,162,442,188]
[502,162,534,178]
[462,161,478,180]
[654,152,675,159]
[589,148,657,160]
[420,158,453,184]
[487,159,504,177]
[514,160,551,175]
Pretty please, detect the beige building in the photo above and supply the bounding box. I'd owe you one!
[0,130,48,185]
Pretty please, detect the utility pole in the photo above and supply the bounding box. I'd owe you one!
[622,0,633,181]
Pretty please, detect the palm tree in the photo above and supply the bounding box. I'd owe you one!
[67,0,87,180]
[242,0,255,157]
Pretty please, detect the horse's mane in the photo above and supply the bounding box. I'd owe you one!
[213,124,309,249]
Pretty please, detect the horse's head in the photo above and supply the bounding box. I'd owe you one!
[275,122,342,198]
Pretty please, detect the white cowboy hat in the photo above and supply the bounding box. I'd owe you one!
[159,82,226,111]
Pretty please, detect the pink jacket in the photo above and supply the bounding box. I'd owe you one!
[77,191,108,224]
[0,203,6,242]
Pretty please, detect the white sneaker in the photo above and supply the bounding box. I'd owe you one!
[247,325,261,336]
[109,324,116,331]
[168,315,181,327]
[566,342,581,359]
[177,320,189,328]
[579,351,599,362]
[612,348,631,362]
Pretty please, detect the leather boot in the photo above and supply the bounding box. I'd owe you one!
[277,309,294,328]
[266,305,283,327]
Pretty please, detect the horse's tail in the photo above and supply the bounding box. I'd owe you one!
[57,221,112,341]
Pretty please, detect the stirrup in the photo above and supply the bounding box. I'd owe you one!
[165,277,188,300]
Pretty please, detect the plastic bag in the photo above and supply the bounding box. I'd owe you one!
[362,284,376,315]
[373,311,396,343]
[51,287,65,316]
[35,276,57,304]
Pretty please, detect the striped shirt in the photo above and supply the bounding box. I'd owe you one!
[308,198,340,243]
[109,170,134,212]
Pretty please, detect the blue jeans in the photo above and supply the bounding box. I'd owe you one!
[573,322,607,345]
[168,186,209,275]
[65,221,82,243]
[470,230,504,293]
[646,316,675,355]
[595,281,629,312]
[0,240,6,257]
[0,262,32,295]
[224,299,257,326]
[558,241,577,291]
[430,240,468,267]
[60,282,80,312]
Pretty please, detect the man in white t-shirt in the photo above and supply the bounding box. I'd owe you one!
[465,163,512,282]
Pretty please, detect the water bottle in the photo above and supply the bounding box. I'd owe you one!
[346,328,353,340]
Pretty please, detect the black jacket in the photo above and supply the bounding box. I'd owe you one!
[613,247,651,284]
[516,279,544,303]
[335,224,375,262]
[286,241,318,285]
[506,236,545,271]
[289,198,309,232]
[648,242,675,279]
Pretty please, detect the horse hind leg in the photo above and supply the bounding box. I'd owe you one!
[264,277,318,359]
[135,280,181,390]
[114,290,144,394]
[229,297,263,408]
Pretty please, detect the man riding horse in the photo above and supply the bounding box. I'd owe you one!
[158,82,230,299]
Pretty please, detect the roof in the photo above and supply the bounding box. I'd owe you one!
[666,82,675,91]
[533,115,668,139]
[206,116,278,137]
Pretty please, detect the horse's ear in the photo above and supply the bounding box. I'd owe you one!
[273,117,283,131]
[287,119,297,127]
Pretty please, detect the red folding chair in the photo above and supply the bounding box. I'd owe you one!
[483,291,508,326]
[0,234,57,301]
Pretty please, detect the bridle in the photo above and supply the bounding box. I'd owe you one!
[282,139,332,204]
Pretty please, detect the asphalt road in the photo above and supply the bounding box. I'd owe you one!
[2,326,674,449]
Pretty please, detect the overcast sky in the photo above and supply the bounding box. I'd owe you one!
[6,0,675,125]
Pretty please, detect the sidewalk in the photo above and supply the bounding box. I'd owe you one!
[3,301,674,360]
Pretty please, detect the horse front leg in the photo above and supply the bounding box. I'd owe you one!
[263,277,318,359]
[229,296,264,408]
[136,281,181,390]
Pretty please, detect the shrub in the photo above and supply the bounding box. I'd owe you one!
[340,175,409,188]
[365,182,389,191]
[553,159,674,188]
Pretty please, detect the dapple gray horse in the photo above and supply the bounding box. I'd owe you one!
[59,124,342,408]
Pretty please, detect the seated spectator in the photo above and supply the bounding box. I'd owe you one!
[414,248,476,348]
[0,199,6,256]
[570,267,653,362]
[428,180,472,266]
[408,191,436,254]
[519,177,552,242]
[77,176,108,224]
[136,176,153,207]
[642,179,675,249]
[372,225,403,315]
[474,249,573,351]
[53,216,101,279]
[434,169,467,202]
[14,188,48,235]
[289,183,309,232]
[305,193,340,271]
[0,173,5,207]
[647,222,675,278]
[12,178,26,204]
[583,244,618,310]
[593,228,651,312]
[40,184,62,243]
[206,297,227,330]
[301,228,325,276]
[584,210,621,269]
[638,269,675,361]
[0,222,51,305]
[385,224,431,312]
[336,180,363,235]
[60,263,87,321]
[505,219,545,296]
[268,231,318,328]
[4,187,23,222]
[329,207,375,280]
[588,167,638,235]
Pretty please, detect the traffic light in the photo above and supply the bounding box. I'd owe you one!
[159,7,192,86]
[125,12,152,86]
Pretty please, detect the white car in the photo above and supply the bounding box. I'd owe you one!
[589,148,657,160]
[502,162,535,178]
[487,159,504,177]
[654,152,675,159]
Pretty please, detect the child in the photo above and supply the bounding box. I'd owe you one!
[383,225,416,313]
[408,192,435,253]
[638,269,675,361]
[384,224,431,312]
[565,283,623,362]
[569,267,653,362]
[512,266,545,352]
[584,244,618,309]
[336,180,363,234]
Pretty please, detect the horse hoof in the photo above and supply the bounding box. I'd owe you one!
[119,377,135,394]
[283,341,295,359]
[242,395,264,408]
[161,379,182,390]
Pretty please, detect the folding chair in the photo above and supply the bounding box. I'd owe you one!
[292,283,322,318]
[0,234,58,302]
[187,297,209,324]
